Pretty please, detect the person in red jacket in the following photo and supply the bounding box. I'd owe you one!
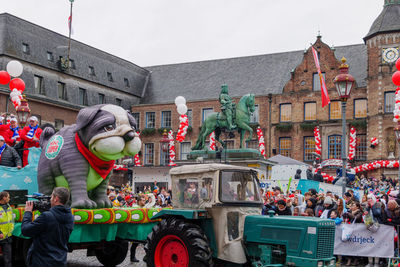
[0,115,9,144]
[4,117,20,146]
[20,116,42,166]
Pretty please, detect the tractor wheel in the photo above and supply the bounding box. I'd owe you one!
[95,239,129,267]
[144,217,212,267]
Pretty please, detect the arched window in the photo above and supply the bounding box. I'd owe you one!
[328,135,342,159]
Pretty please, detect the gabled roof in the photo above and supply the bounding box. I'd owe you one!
[142,44,367,104]
[0,13,150,98]
[364,2,400,41]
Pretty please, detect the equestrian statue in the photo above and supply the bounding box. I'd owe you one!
[192,84,255,150]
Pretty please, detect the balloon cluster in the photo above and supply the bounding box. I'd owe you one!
[134,132,142,166]
[0,61,25,109]
[256,126,266,159]
[348,127,356,161]
[393,59,400,122]
[370,137,378,148]
[353,160,399,173]
[175,96,189,142]
[176,115,188,142]
[168,130,176,166]
[314,126,321,160]
[209,131,216,151]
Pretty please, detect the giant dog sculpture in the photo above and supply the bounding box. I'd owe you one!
[37,104,141,208]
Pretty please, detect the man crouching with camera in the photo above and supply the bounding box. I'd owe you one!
[22,187,74,267]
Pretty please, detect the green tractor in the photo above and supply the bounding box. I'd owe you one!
[144,163,336,267]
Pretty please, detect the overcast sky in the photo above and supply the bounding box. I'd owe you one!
[2,0,383,66]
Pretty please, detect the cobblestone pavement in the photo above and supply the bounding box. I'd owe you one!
[67,243,146,267]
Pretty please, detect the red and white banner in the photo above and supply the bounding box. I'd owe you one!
[314,126,321,160]
[134,131,142,166]
[311,46,330,107]
[176,114,189,142]
[168,130,176,166]
[348,127,356,161]
[256,126,266,159]
[394,86,400,123]
[209,131,216,151]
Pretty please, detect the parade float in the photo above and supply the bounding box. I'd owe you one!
[5,104,163,266]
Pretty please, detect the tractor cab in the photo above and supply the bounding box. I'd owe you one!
[170,163,262,209]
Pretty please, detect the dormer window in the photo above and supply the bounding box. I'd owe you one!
[107,72,113,82]
[22,43,30,54]
[124,78,130,87]
[89,66,95,76]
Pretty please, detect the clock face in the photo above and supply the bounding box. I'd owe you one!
[382,47,400,63]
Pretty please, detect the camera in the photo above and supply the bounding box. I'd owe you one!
[26,193,51,213]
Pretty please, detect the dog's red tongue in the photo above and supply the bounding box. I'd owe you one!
[75,133,115,179]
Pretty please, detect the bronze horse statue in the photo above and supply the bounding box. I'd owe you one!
[192,94,255,150]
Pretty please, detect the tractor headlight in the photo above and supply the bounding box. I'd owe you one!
[330,259,335,266]
[317,261,323,267]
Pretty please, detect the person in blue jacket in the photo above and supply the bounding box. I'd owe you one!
[21,187,74,267]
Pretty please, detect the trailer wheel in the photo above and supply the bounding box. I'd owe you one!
[95,239,129,267]
[144,217,212,267]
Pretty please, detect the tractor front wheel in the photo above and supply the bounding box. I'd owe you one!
[144,217,212,267]
[95,239,129,267]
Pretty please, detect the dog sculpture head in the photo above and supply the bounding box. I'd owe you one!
[75,104,141,160]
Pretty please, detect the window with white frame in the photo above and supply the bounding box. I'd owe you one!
[146,112,155,128]
[250,105,259,123]
[202,108,213,122]
[132,113,140,130]
[160,145,170,166]
[161,111,172,128]
[246,139,258,149]
[385,91,395,113]
[180,142,191,160]
[144,143,154,165]
[313,72,325,91]
[355,134,367,160]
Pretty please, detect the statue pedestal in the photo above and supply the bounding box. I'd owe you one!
[388,152,395,159]
[187,148,262,160]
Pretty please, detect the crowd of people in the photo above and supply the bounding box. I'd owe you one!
[260,177,400,267]
[0,114,42,168]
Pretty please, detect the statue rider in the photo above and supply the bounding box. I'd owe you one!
[219,84,236,130]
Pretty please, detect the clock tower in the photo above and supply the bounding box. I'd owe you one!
[364,0,400,164]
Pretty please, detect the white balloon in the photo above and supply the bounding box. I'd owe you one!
[175,96,186,106]
[6,60,23,77]
[177,104,188,115]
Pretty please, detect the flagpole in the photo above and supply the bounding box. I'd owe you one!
[67,0,74,69]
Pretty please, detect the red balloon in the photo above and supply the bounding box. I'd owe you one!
[9,78,25,92]
[393,71,400,86]
[0,71,10,85]
[396,58,400,71]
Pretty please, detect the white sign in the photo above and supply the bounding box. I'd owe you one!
[334,224,395,258]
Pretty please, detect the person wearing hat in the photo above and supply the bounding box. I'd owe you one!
[0,135,22,169]
[275,199,292,216]
[319,196,337,218]
[4,117,20,146]
[20,116,42,167]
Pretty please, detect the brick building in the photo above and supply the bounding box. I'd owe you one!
[1,1,400,188]
[133,0,400,180]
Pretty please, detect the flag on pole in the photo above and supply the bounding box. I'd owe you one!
[311,46,330,107]
[68,15,74,35]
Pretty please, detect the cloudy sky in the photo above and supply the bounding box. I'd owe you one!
[2,0,383,66]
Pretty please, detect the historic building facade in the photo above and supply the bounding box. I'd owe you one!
[1,1,400,185]
[133,0,400,179]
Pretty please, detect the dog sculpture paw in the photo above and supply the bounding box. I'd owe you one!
[71,198,98,209]
[93,197,113,208]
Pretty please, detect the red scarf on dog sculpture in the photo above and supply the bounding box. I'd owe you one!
[75,133,115,179]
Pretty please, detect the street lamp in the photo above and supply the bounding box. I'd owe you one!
[394,124,400,183]
[16,96,31,127]
[160,129,172,153]
[333,57,355,196]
